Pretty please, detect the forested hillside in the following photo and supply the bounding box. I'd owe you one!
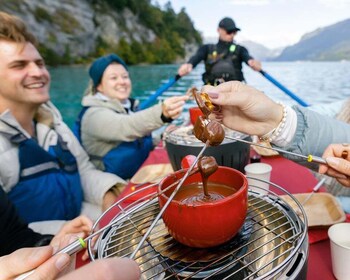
[0,0,202,65]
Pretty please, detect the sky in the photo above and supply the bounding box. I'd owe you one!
[154,0,350,49]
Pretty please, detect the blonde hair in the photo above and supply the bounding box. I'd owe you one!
[84,80,97,96]
[0,11,37,45]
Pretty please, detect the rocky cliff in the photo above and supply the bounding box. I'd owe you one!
[0,0,201,65]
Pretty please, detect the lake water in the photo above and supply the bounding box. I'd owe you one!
[49,61,350,128]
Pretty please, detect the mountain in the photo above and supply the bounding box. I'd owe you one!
[0,0,202,65]
[239,40,283,61]
[274,19,350,61]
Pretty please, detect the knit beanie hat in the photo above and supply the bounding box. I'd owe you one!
[89,54,128,87]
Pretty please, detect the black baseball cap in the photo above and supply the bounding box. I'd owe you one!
[218,17,240,32]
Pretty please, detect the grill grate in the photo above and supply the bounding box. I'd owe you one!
[90,181,307,280]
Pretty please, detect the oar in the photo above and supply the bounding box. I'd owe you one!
[259,70,309,107]
[138,74,181,110]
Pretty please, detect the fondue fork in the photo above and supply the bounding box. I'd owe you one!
[15,168,201,280]
[301,177,326,206]
[224,135,327,165]
[129,141,210,259]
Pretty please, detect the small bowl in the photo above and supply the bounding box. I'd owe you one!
[158,166,248,248]
[189,106,204,125]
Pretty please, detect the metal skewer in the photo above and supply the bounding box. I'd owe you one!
[129,141,209,259]
[301,177,326,206]
[225,135,327,165]
[16,167,201,280]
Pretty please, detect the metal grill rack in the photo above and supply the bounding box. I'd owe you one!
[89,180,308,280]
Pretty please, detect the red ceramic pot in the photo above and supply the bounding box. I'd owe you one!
[158,166,248,248]
[189,106,204,125]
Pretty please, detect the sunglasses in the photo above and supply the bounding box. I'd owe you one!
[226,30,236,35]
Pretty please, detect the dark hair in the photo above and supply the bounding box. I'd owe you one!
[0,11,37,45]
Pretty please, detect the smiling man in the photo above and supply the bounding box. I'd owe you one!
[0,11,126,230]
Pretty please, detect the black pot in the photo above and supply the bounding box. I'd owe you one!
[164,127,251,172]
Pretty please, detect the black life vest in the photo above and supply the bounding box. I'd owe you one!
[203,44,245,85]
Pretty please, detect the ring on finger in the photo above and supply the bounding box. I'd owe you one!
[342,150,349,159]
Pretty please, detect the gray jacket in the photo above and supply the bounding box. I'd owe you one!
[279,106,350,169]
[0,102,125,206]
[81,95,166,170]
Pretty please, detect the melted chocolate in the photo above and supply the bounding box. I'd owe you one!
[204,121,225,146]
[193,116,208,143]
[198,156,218,197]
[193,117,225,146]
[174,182,236,206]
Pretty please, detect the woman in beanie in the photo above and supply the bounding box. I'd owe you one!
[74,54,188,180]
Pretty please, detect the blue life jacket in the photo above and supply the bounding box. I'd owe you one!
[72,106,89,144]
[6,131,83,223]
[100,135,153,179]
[74,102,153,180]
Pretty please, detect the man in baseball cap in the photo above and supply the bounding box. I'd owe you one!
[218,17,241,33]
[178,17,261,85]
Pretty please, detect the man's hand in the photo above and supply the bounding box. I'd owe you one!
[35,106,54,128]
[0,247,141,280]
[0,246,70,280]
[248,59,262,71]
[177,63,193,76]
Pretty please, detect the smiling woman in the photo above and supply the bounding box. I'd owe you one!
[74,53,189,180]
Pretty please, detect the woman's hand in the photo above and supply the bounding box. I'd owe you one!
[162,95,189,120]
[319,143,350,187]
[202,81,283,137]
[0,246,141,280]
[50,215,93,261]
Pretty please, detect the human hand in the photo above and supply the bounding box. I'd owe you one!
[34,106,54,128]
[319,143,350,187]
[59,258,140,280]
[102,183,125,212]
[248,59,262,71]
[0,247,141,280]
[102,190,118,212]
[0,246,70,280]
[202,81,283,137]
[162,95,189,120]
[177,63,193,76]
[51,215,93,261]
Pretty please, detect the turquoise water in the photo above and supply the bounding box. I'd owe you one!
[49,61,350,128]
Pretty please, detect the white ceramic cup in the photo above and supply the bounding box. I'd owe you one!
[244,163,272,194]
[328,223,350,280]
